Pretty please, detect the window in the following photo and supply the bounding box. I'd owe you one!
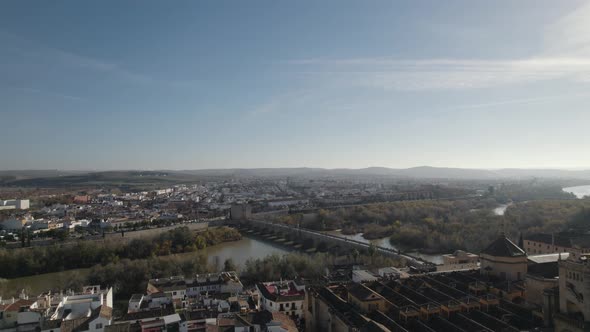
[96,323,103,329]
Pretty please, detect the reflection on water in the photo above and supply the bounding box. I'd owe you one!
[183,230,445,267]
[493,203,512,216]
[563,185,590,199]
[326,230,444,264]
[203,236,289,268]
[326,231,396,250]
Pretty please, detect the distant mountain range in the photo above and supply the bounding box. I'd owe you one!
[178,166,590,180]
[1,167,590,186]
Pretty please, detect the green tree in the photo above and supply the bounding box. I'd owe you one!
[195,236,207,250]
[368,244,377,264]
[223,258,236,272]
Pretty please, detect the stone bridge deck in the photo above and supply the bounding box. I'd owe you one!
[237,218,437,271]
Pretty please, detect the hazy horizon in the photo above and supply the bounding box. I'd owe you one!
[3,165,590,172]
[2,1,590,170]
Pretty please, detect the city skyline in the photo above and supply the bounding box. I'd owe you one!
[2,0,590,170]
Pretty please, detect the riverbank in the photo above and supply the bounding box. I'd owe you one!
[0,226,241,279]
[0,232,287,298]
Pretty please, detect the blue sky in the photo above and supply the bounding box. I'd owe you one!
[1,0,590,170]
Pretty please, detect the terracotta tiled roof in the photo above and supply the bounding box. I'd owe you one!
[4,299,35,312]
[100,306,113,319]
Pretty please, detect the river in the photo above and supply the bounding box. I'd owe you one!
[493,203,512,216]
[0,235,289,298]
[563,185,590,199]
[202,235,289,268]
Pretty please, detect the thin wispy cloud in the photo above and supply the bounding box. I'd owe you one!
[443,92,590,111]
[286,3,590,91]
[543,2,590,56]
[287,56,590,91]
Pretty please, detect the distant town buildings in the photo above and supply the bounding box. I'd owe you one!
[0,199,29,210]
[524,232,590,260]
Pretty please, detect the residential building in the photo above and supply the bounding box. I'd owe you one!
[127,294,171,314]
[346,283,387,314]
[114,307,181,332]
[146,273,243,309]
[554,254,590,331]
[50,286,113,321]
[437,250,479,272]
[524,233,590,260]
[377,267,409,279]
[0,217,29,230]
[256,280,305,319]
[58,305,112,332]
[0,200,30,210]
[351,270,378,283]
[73,196,91,204]
[0,299,37,329]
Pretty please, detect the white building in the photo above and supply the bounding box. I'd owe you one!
[0,199,30,210]
[51,286,113,321]
[147,272,243,302]
[352,270,379,283]
[256,280,306,319]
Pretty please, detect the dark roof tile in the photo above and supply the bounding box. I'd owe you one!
[481,236,526,257]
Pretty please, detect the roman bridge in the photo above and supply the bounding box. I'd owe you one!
[233,218,437,272]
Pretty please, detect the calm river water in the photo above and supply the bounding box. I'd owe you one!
[1,235,290,298]
[326,230,444,264]
[203,236,289,268]
[563,185,590,199]
[493,203,512,216]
